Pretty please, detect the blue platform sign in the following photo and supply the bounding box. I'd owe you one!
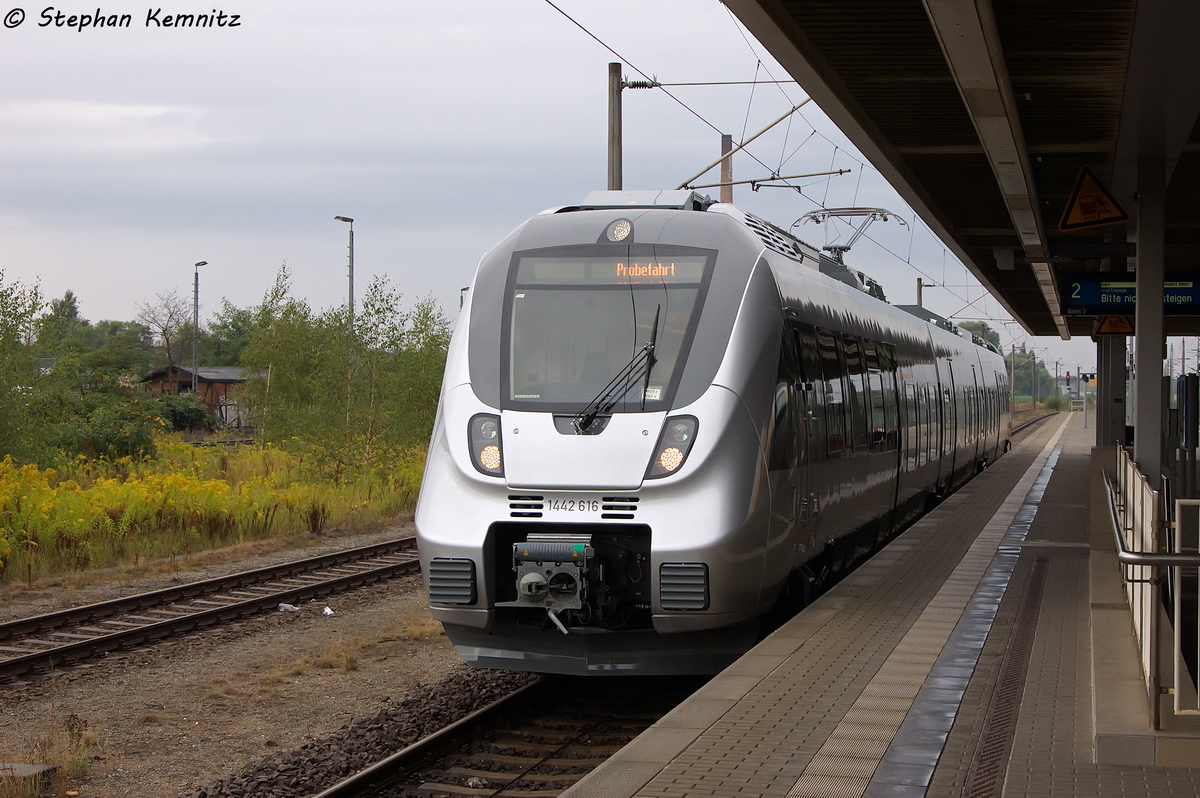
[1059,272,1200,316]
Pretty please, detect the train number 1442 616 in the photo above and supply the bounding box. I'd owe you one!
[546,498,601,513]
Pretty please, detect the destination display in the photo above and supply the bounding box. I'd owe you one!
[517,255,708,285]
[1059,272,1200,316]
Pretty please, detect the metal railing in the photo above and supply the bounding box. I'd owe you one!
[1108,445,1200,727]
[1171,499,1200,717]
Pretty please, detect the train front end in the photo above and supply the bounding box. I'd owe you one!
[416,192,781,675]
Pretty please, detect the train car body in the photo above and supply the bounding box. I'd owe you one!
[416,190,1011,675]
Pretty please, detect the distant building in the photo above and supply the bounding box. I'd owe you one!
[143,366,255,426]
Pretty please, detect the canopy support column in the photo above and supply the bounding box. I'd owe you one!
[1134,158,1166,479]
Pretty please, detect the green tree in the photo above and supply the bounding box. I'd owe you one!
[958,321,1001,349]
[240,268,450,480]
[0,270,45,462]
[1008,344,1053,404]
[202,299,255,366]
[36,290,101,357]
[81,320,156,373]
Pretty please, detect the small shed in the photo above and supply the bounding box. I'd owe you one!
[144,366,252,425]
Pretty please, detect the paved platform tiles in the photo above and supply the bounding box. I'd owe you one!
[564,413,1200,798]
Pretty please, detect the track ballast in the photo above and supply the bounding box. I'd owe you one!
[0,537,419,681]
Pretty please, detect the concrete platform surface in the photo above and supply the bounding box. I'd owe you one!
[563,413,1200,798]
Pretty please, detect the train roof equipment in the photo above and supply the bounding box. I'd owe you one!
[555,192,1001,353]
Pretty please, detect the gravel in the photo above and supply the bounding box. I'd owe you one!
[0,521,529,798]
[187,668,538,798]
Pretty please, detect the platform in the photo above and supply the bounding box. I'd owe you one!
[564,412,1200,797]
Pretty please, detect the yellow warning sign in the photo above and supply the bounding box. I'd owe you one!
[1059,165,1130,231]
[1093,316,1134,336]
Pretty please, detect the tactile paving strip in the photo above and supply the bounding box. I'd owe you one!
[785,418,1070,798]
[963,557,1049,797]
[861,445,1064,797]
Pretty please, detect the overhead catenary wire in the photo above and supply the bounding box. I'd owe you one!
[740,61,761,143]
[542,0,724,138]
[624,79,799,87]
[676,100,812,189]
[551,0,1012,333]
[688,168,850,191]
[543,0,811,190]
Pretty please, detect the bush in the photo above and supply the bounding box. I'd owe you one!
[0,438,428,580]
[153,393,218,432]
[49,399,159,461]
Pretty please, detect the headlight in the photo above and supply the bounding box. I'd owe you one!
[646,416,698,479]
[468,414,504,476]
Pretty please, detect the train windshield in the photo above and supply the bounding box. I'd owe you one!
[502,245,715,413]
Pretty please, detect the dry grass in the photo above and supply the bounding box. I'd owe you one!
[285,659,310,677]
[0,715,102,798]
[259,657,313,683]
[315,640,360,672]
[206,678,249,699]
[395,610,444,641]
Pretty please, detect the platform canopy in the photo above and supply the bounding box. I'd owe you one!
[726,0,1200,338]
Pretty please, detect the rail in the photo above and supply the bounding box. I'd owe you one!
[0,538,419,681]
[311,678,547,798]
[312,675,702,798]
[1107,445,1200,726]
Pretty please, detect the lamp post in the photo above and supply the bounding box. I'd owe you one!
[193,261,207,393]
[1033,351,1038,407]
[334,216,354,332]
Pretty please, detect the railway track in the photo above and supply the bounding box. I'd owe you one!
[0,537,420,682]
[314,675,705,798]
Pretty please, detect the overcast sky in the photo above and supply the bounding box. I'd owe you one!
[0,0,1110,371]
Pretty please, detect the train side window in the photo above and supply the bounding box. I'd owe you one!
[905,383,918,470]
[924,385,935,462]
[794,323,825,462]
[863,340,897,451]
[816,328,845,454]
[864,339,880,371]
[795,323,822,386]
[842,334,869,449]
[942,387,953,454]
[868,369,887,449]
[768,333,798,472]
[881,343,898,373]
[769,381,796,471]
[919,385,929,465]
[960,384,969,436]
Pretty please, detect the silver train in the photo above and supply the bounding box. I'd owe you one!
[416,190,1011,675]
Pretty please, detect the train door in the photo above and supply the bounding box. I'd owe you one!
[814,327,846,533]
[970,364,981,470]
[792,322,821,559]
[905,382,919,471]
[866,340,902,541]
[940,360,957,490]
[766,329,800,591]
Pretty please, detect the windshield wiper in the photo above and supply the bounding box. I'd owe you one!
[641,305,661,411]
[573,305,660,434]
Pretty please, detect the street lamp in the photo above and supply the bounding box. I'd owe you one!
[334,216,354,331]
[193,261,207,393]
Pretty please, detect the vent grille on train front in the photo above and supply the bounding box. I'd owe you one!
[742,213,808,261]
[428,558,477,605]
[602,496,639,519]
[509,495,544,518]
[659,562,709,610]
